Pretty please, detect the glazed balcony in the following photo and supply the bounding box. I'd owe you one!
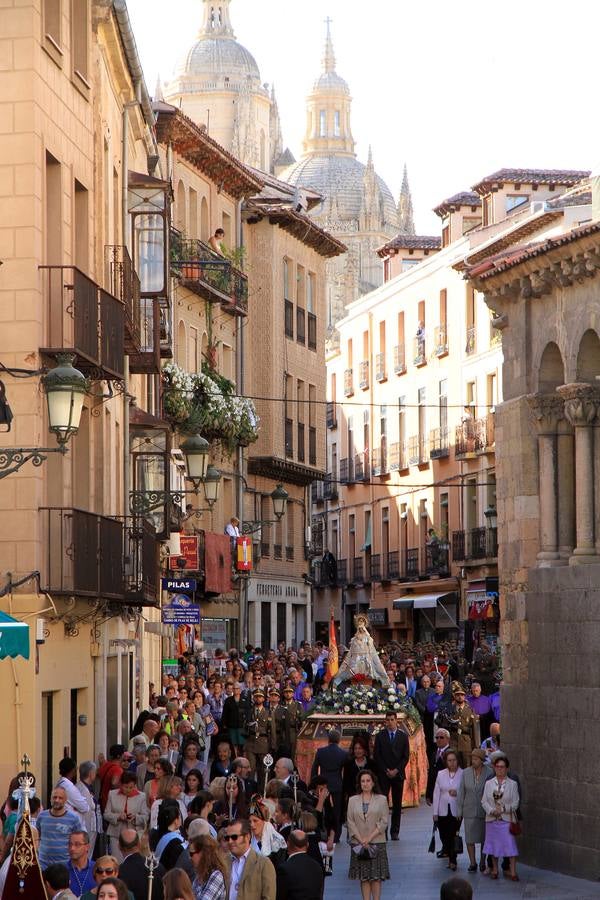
[170,235,248,315]
[393,344,406,375]
[39,266,125,380]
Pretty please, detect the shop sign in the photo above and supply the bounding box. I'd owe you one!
[161,578,197,593]
[247,576,309,603]
[161,593,200,624]
[169,535,199,570]
[236,536,252,571]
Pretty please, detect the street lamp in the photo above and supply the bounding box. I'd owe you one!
[271,483,288,520]
[202,465,221,508]
[180,433,209,486]
[484,505,498,530]
[42,353,88,446]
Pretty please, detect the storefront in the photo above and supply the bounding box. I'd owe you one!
[247,575,311,648]
[464,577,499,659]
[393,591,459,643]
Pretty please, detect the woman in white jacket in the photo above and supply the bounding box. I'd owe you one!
[103,772,148,862]
[481,755,520,881]
[432,750,463,871]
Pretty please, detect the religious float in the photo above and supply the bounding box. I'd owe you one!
[296,615,428,806]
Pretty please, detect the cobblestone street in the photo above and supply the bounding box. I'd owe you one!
[324,801,598,899]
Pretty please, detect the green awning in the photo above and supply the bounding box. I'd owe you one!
[0,611,29,660]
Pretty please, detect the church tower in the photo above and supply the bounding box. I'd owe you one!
[280,21,399,343]
[164,0,275,172]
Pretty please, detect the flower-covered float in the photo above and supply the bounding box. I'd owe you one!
[295,615,428,806]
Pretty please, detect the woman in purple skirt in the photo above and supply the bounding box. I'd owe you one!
[481,755,520,881]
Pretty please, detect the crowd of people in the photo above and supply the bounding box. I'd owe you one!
[0,638,505,899]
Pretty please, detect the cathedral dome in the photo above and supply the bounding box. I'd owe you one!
[280,154,398,229]
[312,70,350,95]
[174,37,261,85]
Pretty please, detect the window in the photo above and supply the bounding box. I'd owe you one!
[487,372,497,410]
[319,110,327,136]
[188,326,198,373]
[462,215,482,234]
[482,195,492,226]
[297,264,306,306]
[466,285,476,354]
[45,151,62,264]
[284,259,293,337]
[398,396,406,468]
[439,379,448,435]
[334,110,340,136]
[188,188,198,239]
[465,381,476,417]
[74,179,89,273]
[380,405,387,471]
[221,212,232,246]
[401,258,421,271]
[176,181,186,233]
[506,194,529,214]
[440,492,449,539]
[71,0,89,90]
[283,258,291,299]
[296,306,305,344]
[43,0,62,63]
[441,217,450,248]
[307,272,315,312]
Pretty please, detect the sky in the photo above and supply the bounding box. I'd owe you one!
[128,0,600,233]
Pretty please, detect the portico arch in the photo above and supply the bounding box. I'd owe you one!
[576,329,600,383]
[538,341,564,393]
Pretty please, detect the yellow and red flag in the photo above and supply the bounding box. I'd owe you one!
[324,607,339,684]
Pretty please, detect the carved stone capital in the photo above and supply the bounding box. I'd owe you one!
[556,383,600,428]
[527,393,564,435]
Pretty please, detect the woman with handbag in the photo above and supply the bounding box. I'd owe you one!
[481,755,520,881]
[432,750,463,871]
[346,769,390,897]
[456,748,492,872]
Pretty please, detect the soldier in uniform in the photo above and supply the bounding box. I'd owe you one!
[446,682,476,768]
[243,688,270,786]
[281,684,303,761]
[268,687,288,759]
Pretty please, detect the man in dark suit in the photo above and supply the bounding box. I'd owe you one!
[231,757,259,800]
[118,829,165,900]
[426,728,451,803]
[373,710,409,839]
[310,728,348,841]
[276,830,324,900]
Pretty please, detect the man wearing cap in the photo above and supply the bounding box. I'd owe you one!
[448,683,476,768]
[267,688,287,759]
[281,685,303,761]
[244,688,270,784]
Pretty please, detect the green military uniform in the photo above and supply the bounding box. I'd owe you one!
[449,687,476,768]
[244,690,271,786]
[281,694,303,760]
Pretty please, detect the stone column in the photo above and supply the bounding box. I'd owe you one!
[557,383,600,564]
[527,394,563,565]
[557,419,575,559]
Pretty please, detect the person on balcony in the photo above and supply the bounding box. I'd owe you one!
[208,228,225,256]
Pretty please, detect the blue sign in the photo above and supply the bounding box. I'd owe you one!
[162,578,197,593]
[161,593,201,625]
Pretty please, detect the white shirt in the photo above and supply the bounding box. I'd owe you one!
[56,776,91,823]
[225,523,240,538]
[229,848,251,900]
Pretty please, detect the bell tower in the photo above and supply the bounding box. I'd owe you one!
[200,0,235,37]
[302,20,355,158]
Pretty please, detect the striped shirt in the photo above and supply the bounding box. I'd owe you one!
[37,808,81,868]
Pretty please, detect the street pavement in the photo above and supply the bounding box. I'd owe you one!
[323,800,599,899]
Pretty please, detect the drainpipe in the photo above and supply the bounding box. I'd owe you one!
[235,199,246,645]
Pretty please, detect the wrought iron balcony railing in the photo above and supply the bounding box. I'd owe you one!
[359,360,369,390]
[326,401,337,429]
[452,528,498,561]
[434,324,448,356]
[106,245,141,354]
[414,335,426,366]
[393,344,406,374]
[375,352,386,382]
[430,427,449,459]
[170,233,248,315]
[344,368,354,397]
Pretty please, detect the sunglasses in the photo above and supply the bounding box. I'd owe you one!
[223,834,242,842]
[96,867,116,875]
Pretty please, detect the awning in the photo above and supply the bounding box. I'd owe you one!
[393,592,452,610]
[0,611,29,660]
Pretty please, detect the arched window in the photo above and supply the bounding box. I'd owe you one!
[576,329,600,383]
[334,110,340,136]
[538,341,564,393]
[319,110,327,137]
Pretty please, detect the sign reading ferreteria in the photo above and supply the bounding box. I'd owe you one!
[161,593,200,625]
[247,576,309,603]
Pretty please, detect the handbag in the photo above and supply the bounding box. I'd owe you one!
[509,814,522,836]
[453,834,464,855]
[428,824,437,853]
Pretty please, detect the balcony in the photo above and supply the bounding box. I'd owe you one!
[309,426,317,465]
[337,558,347,586]
[466,324,476,355]
[474,412,495,452]
[370,554,381,581]
[323,473,338,500]
[352,557,364,583]
[344,368,354,397]
[285,418,293,459]
[130,298,160,375]
[434,324,448,357]
[309,519,324,558]
[406,547,420,578]
[408,435,420,466]
[326,402,337,429]
[159,303,173,359]
[393,344,406,375]
[308,312,317,350]
[296,307,306,344]
[339,457,352,484]
[359,360,369,390]
[286,545,294,561]
[425,542,450,577]
[274,544,283,560]
[455,419,477,458]
[430,427,449,459]
[354,450,370,482]
[452,528,498,561]
[124,518,158,605]
[39,266,125,380]
[414,335,426,366]
[106,245,141,354]
[285,299,294,338]
[40,507,125,601]
[311,481,323,504]
[371,445,388,476]
[261,542,271,558]
[170,234,248,315]
[419,435,429,464]
[375,352,387,382]
[385,550,400,580]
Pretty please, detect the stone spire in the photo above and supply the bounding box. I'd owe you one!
[269,84,283,173]
[200,0,235,37]
[322,16,336,73]
[154,74,164,102]
[360,145,383,233]
[398,163,415,234]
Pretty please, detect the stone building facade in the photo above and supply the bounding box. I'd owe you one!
[467,180,600,878]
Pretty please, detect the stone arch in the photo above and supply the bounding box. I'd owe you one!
[576,329,600,383]
[538,341,565,393]
[176,180,186,233]
[177,319,187,368]
[200,196,209,241]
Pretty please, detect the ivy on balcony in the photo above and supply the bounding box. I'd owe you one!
[162,361,259,455]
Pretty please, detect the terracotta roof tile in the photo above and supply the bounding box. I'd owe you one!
[377,233,441,256]
[433,192,481,218]
[472,168,590,195]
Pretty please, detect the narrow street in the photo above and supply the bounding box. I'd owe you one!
[325,802,598,900]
